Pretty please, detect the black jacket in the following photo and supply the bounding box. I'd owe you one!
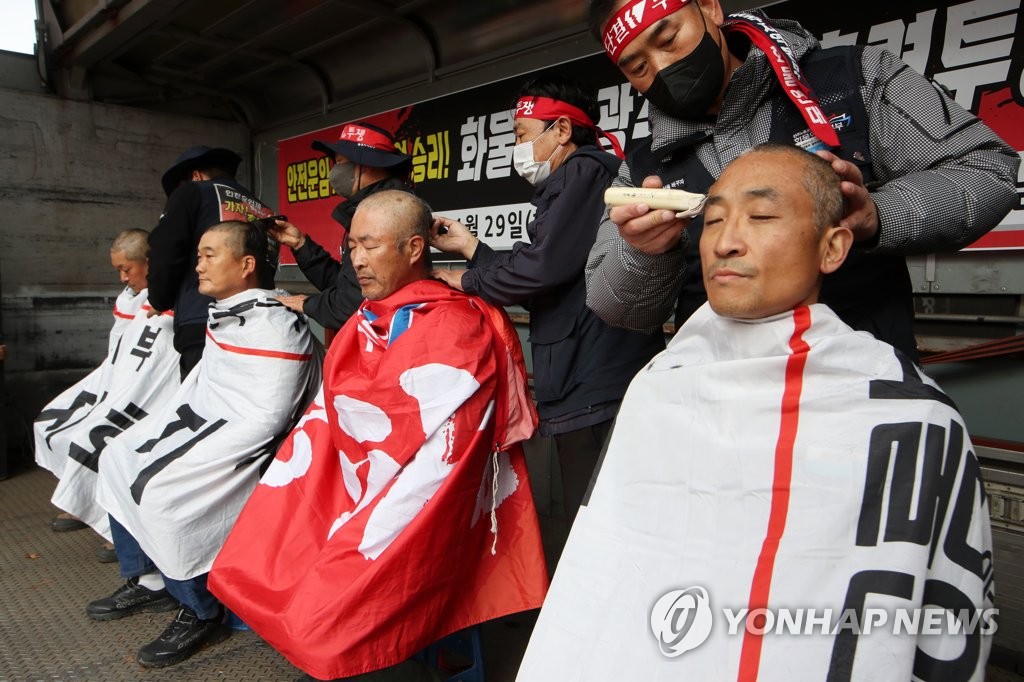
[148,177,269,352]
[462,146,665,431]
[293,177,414,329]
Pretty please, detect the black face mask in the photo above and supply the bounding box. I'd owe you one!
[644,28,725,119]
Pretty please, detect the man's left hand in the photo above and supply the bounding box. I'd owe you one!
[276,294,308,312]
[816,150,880,242]
[431,268,466,291]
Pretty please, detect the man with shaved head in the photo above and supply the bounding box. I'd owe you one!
[93,219,319,669]
[520,144,995,681]
[348,189,433,301]
[210,189,549,681]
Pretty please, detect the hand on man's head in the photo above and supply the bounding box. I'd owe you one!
[266,220,306,250]
[815,150,880,243]
[430,217,478,260]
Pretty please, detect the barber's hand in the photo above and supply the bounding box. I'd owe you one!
[267,219,307,250]
[609,176,690,255]
[146,307,161,318]
[275,294,308,313]
[431,217,479,260]
[431,268,466,292]
[816,150,879,242]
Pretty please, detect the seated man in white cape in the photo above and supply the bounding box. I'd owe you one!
[34,229,179,547]
[91,219,322,669]
[518,144,995,682]
[208,190,549,681]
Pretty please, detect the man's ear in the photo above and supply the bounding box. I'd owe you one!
[241,254,257,279]
[698,0,726,27]
[405,235,425,263]
[554,116,573,145]
[819,225,853,275]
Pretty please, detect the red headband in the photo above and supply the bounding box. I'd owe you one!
[338,124,396,152]
[602,0,691,63]
[514,96,625,159]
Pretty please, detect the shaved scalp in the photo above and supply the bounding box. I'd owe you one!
[111,228,149,261]
[205,220,276,288]
[205,221,247,257]
[355,190,434,269]
[743,143,845,232]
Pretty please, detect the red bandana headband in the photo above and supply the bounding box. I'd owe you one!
[602,0,691,64]
[338,124,396,152]
[514,96,625,159]
[601,3,840,149]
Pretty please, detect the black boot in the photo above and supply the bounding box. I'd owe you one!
[86,577,178,621]
[136,606,230,668]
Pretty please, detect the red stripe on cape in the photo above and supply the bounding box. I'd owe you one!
[738,305,811,680]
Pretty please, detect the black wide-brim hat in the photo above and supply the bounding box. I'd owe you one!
[161,145,242,196]
[311,121,411,170]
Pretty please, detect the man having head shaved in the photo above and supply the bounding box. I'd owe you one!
[520,144,995,682]
[584,0,1019,362]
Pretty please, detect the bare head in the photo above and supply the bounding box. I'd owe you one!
[348,190,432,300]
[110,228,149,294]
[700,143,852,319]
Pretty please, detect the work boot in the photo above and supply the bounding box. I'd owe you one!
[86,577,178,621]
[136,606,230,668]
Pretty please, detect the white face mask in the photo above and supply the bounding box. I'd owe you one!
[512,122,560,186]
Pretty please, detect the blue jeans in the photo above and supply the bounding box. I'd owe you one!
[109,515,221,620]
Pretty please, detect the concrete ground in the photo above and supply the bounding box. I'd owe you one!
[0,465,546,682]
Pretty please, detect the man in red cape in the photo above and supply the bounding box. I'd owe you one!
[209,190,548,680]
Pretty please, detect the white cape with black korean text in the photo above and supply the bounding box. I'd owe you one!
[518,303,993,682]
[47,294,179,538]
[97,289,321,579]
[35,286,146,479]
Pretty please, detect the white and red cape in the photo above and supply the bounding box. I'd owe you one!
[97,289,320,579]
[34,287,179,538]
[518,303,993,682]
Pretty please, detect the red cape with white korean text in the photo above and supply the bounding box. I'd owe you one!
[209,279,548,679]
